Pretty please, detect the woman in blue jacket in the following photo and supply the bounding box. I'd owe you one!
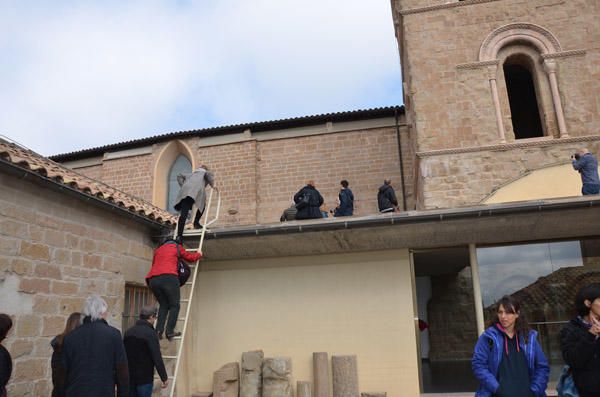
[472,295,549,397]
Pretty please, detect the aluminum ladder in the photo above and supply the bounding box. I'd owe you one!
[159,187,221,397]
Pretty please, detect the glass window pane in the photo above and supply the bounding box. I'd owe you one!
[476,238,599,370]
[167,155,192,214]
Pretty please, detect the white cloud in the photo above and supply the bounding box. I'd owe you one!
[0,0,402,156]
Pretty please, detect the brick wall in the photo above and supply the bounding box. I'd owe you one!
[0,171,155,396]
[100,153,154,202]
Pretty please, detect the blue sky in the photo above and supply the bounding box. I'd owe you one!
[0,1,403,156]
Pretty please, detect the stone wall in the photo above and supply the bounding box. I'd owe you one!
[0,171,155,396]
[419,139,600,209]
[395,0,600,151]
[66,124,415,226]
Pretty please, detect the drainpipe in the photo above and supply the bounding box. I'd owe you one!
[395,107,408,211]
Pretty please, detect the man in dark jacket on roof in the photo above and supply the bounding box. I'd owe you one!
[124,306,168,397]
[61,295,129,397]
[378,179,399,213]
[294,180,324,220]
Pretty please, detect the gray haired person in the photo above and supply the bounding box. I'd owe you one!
[60,295,129,397]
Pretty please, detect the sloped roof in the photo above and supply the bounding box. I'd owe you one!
[50,105,404,162]
[0,138,176,227]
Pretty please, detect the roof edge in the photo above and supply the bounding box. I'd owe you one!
[50,105,404,162]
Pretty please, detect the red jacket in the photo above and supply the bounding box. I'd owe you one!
[146,242,202,279]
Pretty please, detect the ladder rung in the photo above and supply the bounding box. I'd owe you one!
[163,355,177,359]
[154,375,174,380]
[180,299,189,303]
[177,317,186,321]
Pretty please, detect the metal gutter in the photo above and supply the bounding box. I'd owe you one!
[0,158,172,232]
[192,197,600,240]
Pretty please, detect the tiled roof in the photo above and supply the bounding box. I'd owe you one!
[0,138,176,226]
[50,105,404,161]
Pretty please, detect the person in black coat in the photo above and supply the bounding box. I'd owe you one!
[51,312,81,397]
[334,180,354,217]
[377,179,398,213]
[0,314,12,397]
[294,180,324,220]
[560,283,600,397]
[60,295,129,397]
[124,306,168,397]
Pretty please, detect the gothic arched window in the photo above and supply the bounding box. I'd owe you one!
[167,155,192,214]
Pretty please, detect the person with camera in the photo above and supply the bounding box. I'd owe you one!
[572,148,600,195]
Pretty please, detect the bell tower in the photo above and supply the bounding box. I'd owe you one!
[390,0,600,209]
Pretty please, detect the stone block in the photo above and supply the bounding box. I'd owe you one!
[192,393,213,397]
[298,381,312,397]
[213,362,239,397]
[240,350,263,397]
[42,315,66,337]
[313,352,329,397]
[20,278,51,294]
[13,358,46,381]
[361,393,386,397]
[262,357,292,397]
[332,355,358,397]
[19,241,50,261]
[51,280,79,295]
[8,339,34,359]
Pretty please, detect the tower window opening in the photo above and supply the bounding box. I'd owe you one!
[503,60,544,139]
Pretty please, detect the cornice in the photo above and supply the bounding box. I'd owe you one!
[417,135,600,157]
[542,49,587,59]
[456,60,499,70]
[399,0,500,16]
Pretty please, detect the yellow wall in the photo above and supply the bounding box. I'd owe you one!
[181,249,418,397]
[483,163,597,204]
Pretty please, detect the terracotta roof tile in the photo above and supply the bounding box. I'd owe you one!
[0,138,176,227]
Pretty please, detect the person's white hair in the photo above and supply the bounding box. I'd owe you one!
[83,295,108,321]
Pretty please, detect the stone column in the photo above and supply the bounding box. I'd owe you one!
[240,350,264,397]
[313,352,330,397]
[213,362,240,397]
[263,357,293,397]
[297,381,312,397]
[332,355,358,397]
[487,64,506,143]
[544,60,568,138]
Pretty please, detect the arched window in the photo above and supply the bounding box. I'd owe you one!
[167,155,192,214]
[503,56,544,139]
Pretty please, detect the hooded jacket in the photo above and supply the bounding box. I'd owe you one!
[472,325,549,397]
[560,317,600,395]
[293,185,324,220]
[377,184,398,212]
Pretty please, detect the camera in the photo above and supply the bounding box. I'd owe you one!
[572,153,581,160]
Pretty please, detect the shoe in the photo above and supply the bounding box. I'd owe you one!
[157,331,163,340]
[166,331,182,341]
[193,222,203,230]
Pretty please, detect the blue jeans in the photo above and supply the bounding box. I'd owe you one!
[129,383,153,397]
[582,183,600,195]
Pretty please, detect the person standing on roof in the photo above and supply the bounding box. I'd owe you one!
[571,148,600,196]
[146,239,201,341]
[377,179,399,213]
[173,165,215,241]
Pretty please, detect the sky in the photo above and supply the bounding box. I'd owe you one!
[0,1,403,156]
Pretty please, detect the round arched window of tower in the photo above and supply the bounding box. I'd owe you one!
[502,54,545,139]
